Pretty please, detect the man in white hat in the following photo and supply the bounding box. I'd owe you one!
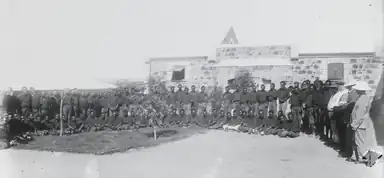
[331,81,358,158]
[350,81,373,163]
[327,82,349,145]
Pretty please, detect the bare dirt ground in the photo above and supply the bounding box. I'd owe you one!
[0,130,382,178]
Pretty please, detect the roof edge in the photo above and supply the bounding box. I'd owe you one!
[149,56,208,62]
[299,52,375,58]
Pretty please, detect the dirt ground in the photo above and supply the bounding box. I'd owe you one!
[0,130,382,178]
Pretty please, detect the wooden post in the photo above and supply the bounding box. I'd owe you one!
[59,91,64,136]
[153,127,157,140]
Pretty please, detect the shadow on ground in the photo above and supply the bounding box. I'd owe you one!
[13,127,207,155]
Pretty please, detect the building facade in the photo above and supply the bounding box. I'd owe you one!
[148,27,382,90]
[293,52,382,88]
[148,56,216,89]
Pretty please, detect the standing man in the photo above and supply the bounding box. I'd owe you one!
[182,87,191,115]
[232,85,241,116]
[256,84,268,119]
[277,81,290,116]
[268,83,278,116]
[3,87,21,117]
[31,89,41,119]
[18,87,31,118]
[223,86,233,113]
[312,81,325,138]
[175,84,184,110]
[198,86,208,115]
[189,85,199,108]
[289,86,302,133]
[344,82,359,161]
[327,82,349,145]
[62,89,73,127]
[248,85,257,113]
[350,81,372,163]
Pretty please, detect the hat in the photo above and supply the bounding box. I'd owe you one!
[353,81,371,91]
[344,81,356,87]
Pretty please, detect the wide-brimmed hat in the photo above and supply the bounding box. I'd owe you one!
[344,81,356,87]
[352,81,371,91]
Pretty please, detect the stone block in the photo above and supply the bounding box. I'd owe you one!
[350,58,357,63]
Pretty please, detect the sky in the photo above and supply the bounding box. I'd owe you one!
[0,0,382,89]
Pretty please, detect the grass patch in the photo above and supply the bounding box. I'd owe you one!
[13,127,207,155]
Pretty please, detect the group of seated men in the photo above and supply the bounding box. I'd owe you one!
[2,78,337,140]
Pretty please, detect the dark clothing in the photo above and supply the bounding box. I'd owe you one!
[323,88,334,107]
[247,91,257,103]
[31,94,41,109]
[256,91,268,104]
[175,90,184,103]
[189,91,199,103]
[40,97,50,109]
[299,89,309,104]
[181,93,191,104]
[79,97,89,109]
[62,95,73,106]
[277,88,290,103]
[312,90,325,108]
[3,95,21,115]
[223,92,233,102]
[198,92,208,103]
[18,93,31,109]
[289,93,301,107]
[345,125,354,158]
[304,93,313,108]
[240,92,248,104]
[267,89,278,101]
[233,92,241,102]
[108,96,119,111]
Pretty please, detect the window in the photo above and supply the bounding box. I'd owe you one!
[171,66,185,81]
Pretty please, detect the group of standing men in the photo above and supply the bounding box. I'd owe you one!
[0,78,376,165]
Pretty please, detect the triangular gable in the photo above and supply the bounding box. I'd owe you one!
[221,26,239,45]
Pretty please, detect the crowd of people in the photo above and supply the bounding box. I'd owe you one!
[0,78,376,165]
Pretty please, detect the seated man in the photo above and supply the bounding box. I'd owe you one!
[117,108,132,130]
[178,109,188,127]
[200,109,211,127]
[277,110,287,129]
[165,108,178,126]
[209,109,227,129]
[128,110,138,129]
[228,110,241,126]
[84,110,98,132]
[185,108,199,127]
[256,110,265,128]
[208,108,218,126]
[265,110,278,135]
[137,112,150,128]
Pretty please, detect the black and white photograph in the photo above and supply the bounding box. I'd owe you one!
[0,0,384,177]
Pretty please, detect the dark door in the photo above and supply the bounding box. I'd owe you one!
[328,63,344,80]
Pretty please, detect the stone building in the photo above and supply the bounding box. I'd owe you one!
[148,56,216,90]
[148,26,382,90]
[293,52,382,88]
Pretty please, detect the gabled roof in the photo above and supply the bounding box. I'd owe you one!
[221,26,239,45]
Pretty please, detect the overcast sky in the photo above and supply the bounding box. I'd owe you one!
[0,0,382,89]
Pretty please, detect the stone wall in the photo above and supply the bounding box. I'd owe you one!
[216,45,291,61]
[216,65,293,87]
[293,53,383,88]
[149,56,216,90]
